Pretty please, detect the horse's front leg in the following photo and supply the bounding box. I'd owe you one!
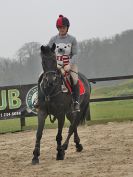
[56,116,65,160]
[32,110,47,165]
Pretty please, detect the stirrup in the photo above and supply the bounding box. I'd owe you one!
[73,101,80,112]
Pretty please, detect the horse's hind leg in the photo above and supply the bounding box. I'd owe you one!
[62,112,79,151]
[66,117,83,152]
[32,110,47,165]
[74,127,83,152]
[56,116,65,160]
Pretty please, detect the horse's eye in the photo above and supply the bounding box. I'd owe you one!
[45,76,48,81]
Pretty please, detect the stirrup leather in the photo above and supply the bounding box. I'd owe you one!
[61,84,68,93]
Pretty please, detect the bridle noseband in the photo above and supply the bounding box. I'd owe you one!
[43,70,57,79]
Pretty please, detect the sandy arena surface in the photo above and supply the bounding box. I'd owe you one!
[0,121,133,177]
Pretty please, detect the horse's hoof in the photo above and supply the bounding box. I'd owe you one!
[62,143,68,150]
[56,154,64,160]
[56,150,65,160]
[76,144,83,152]
[32,157,39,165]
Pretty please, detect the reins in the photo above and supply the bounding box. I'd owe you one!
[57,63,78,75]
[41,70,62,123]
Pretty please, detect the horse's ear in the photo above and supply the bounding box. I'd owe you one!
[41,45,45,53]
[51,43,56,52]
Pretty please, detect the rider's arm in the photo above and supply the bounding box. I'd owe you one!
[70,37,78,64]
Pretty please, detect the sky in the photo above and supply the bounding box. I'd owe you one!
[0,0,133,58]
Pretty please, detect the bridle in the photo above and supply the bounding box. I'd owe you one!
[43,71,57,82]
[40,69,62,100]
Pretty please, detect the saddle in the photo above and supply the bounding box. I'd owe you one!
[61,74,85,96]
[38,71,85,96]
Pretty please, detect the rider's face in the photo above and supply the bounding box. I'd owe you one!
[58,26,68,36]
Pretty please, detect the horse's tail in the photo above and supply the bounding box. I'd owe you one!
[85,102,91,121]
[78,101,91,125]
[74,72,91,125]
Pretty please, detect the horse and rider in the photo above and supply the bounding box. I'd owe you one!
[32,15,91,164]
[35,14,80,112]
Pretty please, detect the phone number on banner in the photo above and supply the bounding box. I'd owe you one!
[0,111,21,119]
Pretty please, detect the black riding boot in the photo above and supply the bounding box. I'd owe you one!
[72,82,80,112]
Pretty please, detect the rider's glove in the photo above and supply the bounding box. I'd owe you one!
[57,60,63,69]
[64,64,71,72]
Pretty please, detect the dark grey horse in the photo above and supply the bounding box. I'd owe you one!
[32,44,91,164]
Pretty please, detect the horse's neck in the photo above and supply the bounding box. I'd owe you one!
[38,72,44,83]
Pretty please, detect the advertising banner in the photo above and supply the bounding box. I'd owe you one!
[0,84,38,119]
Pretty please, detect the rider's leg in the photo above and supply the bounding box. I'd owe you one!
[70,64,80,112]
[60,68,68,92]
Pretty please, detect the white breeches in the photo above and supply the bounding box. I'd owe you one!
[70,64,78,85]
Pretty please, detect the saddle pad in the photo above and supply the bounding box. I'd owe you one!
[65,78,85,95]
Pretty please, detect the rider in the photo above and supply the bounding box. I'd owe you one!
[48,15,80,112]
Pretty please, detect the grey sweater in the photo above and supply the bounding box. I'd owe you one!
[48,34,78,64]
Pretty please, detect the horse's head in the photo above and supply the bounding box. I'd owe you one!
[40,44,60,88]
[41,43,57,71]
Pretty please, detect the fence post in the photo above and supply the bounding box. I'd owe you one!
[20,114,26,131]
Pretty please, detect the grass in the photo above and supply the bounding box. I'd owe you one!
[89,80,133,122]
[90,100,133,120]
[0,116,70,134]
[0,118,21,133]
[1,99,133,133]
[91,80,133,98]
[1,80,133,133]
